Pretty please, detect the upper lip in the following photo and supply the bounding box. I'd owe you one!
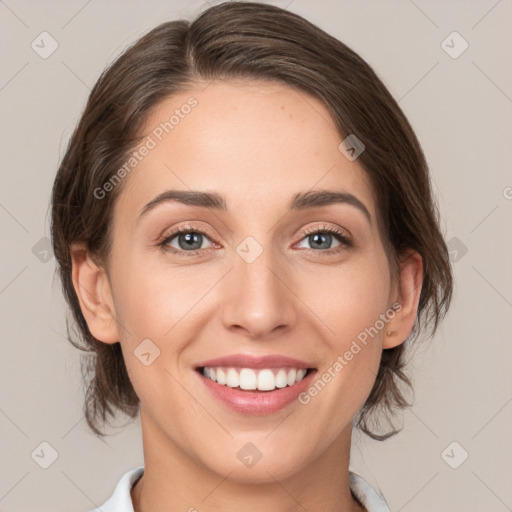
[195,354,315,370]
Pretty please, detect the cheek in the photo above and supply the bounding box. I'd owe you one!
[111,258,197,414]
[295,254,390,410]
[109,251,219,398]
[300,254,391,345]
[110,249,206,337]
[295,263,388,444]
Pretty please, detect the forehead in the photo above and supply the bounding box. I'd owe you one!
[116,79,376,221]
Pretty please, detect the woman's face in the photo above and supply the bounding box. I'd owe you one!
[93,80,406,482]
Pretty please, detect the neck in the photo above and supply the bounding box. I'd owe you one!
[131,408,366,512]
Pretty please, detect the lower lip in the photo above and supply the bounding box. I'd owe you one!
[196,369,317,415]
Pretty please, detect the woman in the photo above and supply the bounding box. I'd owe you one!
[50,2,453,511]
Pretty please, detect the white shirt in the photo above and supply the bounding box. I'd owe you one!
[87,466,390,512]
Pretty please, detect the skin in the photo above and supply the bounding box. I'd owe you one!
[71,79,423,512]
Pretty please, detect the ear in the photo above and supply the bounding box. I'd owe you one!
[70,242,120,344]
[383,250,423,349]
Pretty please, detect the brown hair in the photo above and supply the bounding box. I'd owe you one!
[51,1,453,440]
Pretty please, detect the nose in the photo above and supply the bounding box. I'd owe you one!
[220,241,297,339]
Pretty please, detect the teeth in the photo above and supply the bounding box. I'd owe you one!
[257,369,274,391]
[216,368,226,385]
[202,367,309,391]
[226,368,239,388]
[275,369,288,388]
[240,368,257,390]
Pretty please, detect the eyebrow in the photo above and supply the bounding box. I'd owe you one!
[137,188,372,225]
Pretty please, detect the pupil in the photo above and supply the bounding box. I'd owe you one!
[311,233,330,249]
[180,232,201,250]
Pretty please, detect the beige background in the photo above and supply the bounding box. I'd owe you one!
[1,0,511,510]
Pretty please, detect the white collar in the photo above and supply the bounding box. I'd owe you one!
[88,466,390,512]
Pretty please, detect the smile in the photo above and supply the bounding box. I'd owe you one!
[195,367,317,415]
[200,366,310,391]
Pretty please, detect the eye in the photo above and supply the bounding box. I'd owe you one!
[158,225,217,256]
[295,225,352,254]
[158,223,353,257]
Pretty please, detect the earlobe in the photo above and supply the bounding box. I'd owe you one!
[383,250,423,349]
[70,243,120,344]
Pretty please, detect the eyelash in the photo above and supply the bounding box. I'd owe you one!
[158,224,353,257]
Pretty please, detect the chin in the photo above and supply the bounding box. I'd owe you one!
[201,448,309,485]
